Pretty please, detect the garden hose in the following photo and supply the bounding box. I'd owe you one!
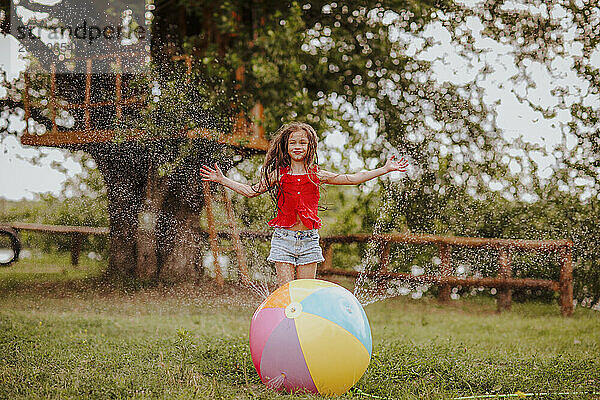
[350,388,600,400]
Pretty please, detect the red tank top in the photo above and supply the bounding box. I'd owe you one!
[268,165,322,229]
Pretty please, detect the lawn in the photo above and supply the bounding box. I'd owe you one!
[1,253,599,399]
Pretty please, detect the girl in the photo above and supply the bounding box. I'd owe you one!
[199,122,408,286]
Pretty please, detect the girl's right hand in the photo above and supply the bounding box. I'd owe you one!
[200,162,225,183]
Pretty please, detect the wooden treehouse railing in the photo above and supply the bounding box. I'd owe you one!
[2,222,574,316]
[19,53,269,151]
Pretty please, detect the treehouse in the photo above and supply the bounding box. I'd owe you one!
[17,50,270,285]
[19,52,269,152]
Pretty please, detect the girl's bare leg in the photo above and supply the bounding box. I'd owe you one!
[275,262,295,286]
[296,263,317,280]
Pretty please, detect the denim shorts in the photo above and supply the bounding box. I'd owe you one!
[267,228,325,266]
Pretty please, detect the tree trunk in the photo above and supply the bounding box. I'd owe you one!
[87,142,148,280]
[87,140,222,284]
[158,158,206,283]
[136,162,168,281]
[159,198,204,283]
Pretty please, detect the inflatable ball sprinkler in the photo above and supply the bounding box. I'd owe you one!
[249,279,372,396]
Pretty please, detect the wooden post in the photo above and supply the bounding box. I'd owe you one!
[235,65,245,90]
[497,247,512,312]
[222,189,249,284]
[379,241,391,273]
[70,233,82,266]
[23,73,30,131]
[251,102,265,139]
[376,240,392,295]
[115,57,122,120]
[321,242,333,271]
[559,246,573,317]
[437,244,452,302]
[50,64,57,133]
[185,55,192,76]
[202,182,224,286]
[85,58,92,131]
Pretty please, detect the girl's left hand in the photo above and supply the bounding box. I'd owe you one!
[385,155,409,172]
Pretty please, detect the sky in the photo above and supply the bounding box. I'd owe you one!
[0,3,590,201]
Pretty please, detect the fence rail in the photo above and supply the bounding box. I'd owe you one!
[4,222,108,266]
[318,233,573,316]
[2,222,573,316]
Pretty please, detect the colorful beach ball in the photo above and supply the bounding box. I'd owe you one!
[249,279,372,396]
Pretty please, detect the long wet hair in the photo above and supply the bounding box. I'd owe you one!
[259,122,319,207]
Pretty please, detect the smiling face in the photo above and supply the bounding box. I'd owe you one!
[287,129,310,163]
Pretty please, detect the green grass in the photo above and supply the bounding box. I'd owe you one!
[0,251,105,290]
[1,253,599,399]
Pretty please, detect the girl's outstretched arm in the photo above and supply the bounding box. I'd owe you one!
[317,156,409,185]
[200,163,269,197]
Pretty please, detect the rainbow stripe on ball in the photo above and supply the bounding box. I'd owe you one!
[250,279,372,396]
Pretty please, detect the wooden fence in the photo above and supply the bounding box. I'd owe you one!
[5,222,109,266]
[318,233,573,316]
[2,223,573,316]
